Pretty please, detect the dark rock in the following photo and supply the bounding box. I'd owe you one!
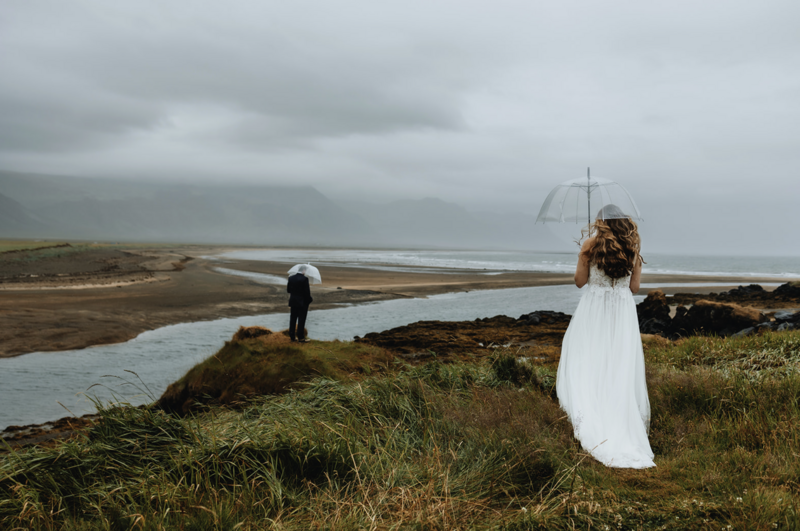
[671,281,800,309]
[725,284,765,297]
[731,327,755,338]
[669,300,768,338]
[774,310,796,321]
[767,310,800,332]
[637,290,671,335]
[518,310,572,326]
[774,282,800,299]
[637,290,671,321]
[524,314,540,325]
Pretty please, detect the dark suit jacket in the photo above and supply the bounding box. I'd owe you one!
[287,273,313,308]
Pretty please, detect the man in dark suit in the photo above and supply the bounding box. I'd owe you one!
[287,265,313,342]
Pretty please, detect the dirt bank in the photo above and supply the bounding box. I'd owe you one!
[0,414,98,450]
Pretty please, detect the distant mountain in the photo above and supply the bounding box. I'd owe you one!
[0,192,49,235]
[0,171,374,245]
[0,171,157,207]
[0,170,571,250]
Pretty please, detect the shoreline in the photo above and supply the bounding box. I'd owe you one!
[0,244,793,358]
[2,246,798,444]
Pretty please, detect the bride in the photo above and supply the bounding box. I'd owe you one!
[556,204,656,469]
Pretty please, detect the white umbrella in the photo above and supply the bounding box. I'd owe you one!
[536,168,642,225]
[288,263,322,285]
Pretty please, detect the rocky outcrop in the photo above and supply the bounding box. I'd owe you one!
[753,309,800,334]
[355,312,572,361]
[518,310,573,326]
[721,284,764,298]
[774,282,800,299]
[671,282,800,309]
[636,290,671,335]
[638,282,800,339]
[669,300,768,338]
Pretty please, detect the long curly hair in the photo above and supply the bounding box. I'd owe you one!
[580,205,643,279]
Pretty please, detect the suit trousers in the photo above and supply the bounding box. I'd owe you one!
[289,306,309,340]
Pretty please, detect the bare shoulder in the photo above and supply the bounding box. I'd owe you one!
[580,237,595,253]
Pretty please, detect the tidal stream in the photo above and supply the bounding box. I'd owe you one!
[4,278,748,429]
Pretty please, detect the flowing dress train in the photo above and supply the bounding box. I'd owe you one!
[556,264,655,469]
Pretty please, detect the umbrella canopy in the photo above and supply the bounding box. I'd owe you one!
[535,171,642,225]
[288,263,322,285]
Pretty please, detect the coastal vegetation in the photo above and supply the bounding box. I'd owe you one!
[0,240,70,254]
[2,330,800,529]
[158,327,394,416]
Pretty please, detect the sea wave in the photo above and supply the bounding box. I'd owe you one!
[217,249,800,279]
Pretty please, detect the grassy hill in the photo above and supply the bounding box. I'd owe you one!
[2,330,800,529]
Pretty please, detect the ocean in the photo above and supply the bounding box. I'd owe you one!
[218,249,800,278]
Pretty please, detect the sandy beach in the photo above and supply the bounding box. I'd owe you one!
[0,244,787,357]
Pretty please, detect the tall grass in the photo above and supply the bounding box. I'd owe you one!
[3,331,800,529]
[158,334,394,414]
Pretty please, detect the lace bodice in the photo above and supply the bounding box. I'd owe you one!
[588,264,631,293]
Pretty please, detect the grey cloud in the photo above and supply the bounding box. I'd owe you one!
[1,1,475,153]
[1,0,799,254]
[0,81,163,152]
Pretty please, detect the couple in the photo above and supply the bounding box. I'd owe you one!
[557,204,656,469]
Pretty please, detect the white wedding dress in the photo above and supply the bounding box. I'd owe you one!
[556,264,656,469]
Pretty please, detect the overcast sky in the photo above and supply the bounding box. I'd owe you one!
[1,1,798,255]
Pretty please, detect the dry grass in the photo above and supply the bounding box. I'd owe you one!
[3,330,800,529]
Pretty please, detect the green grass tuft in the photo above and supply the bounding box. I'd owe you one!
[158,333,394,415]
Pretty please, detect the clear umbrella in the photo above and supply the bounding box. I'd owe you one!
[535,169,642,225]
[288,263,322,285]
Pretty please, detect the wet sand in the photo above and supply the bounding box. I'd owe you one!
[0,244,785,357]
